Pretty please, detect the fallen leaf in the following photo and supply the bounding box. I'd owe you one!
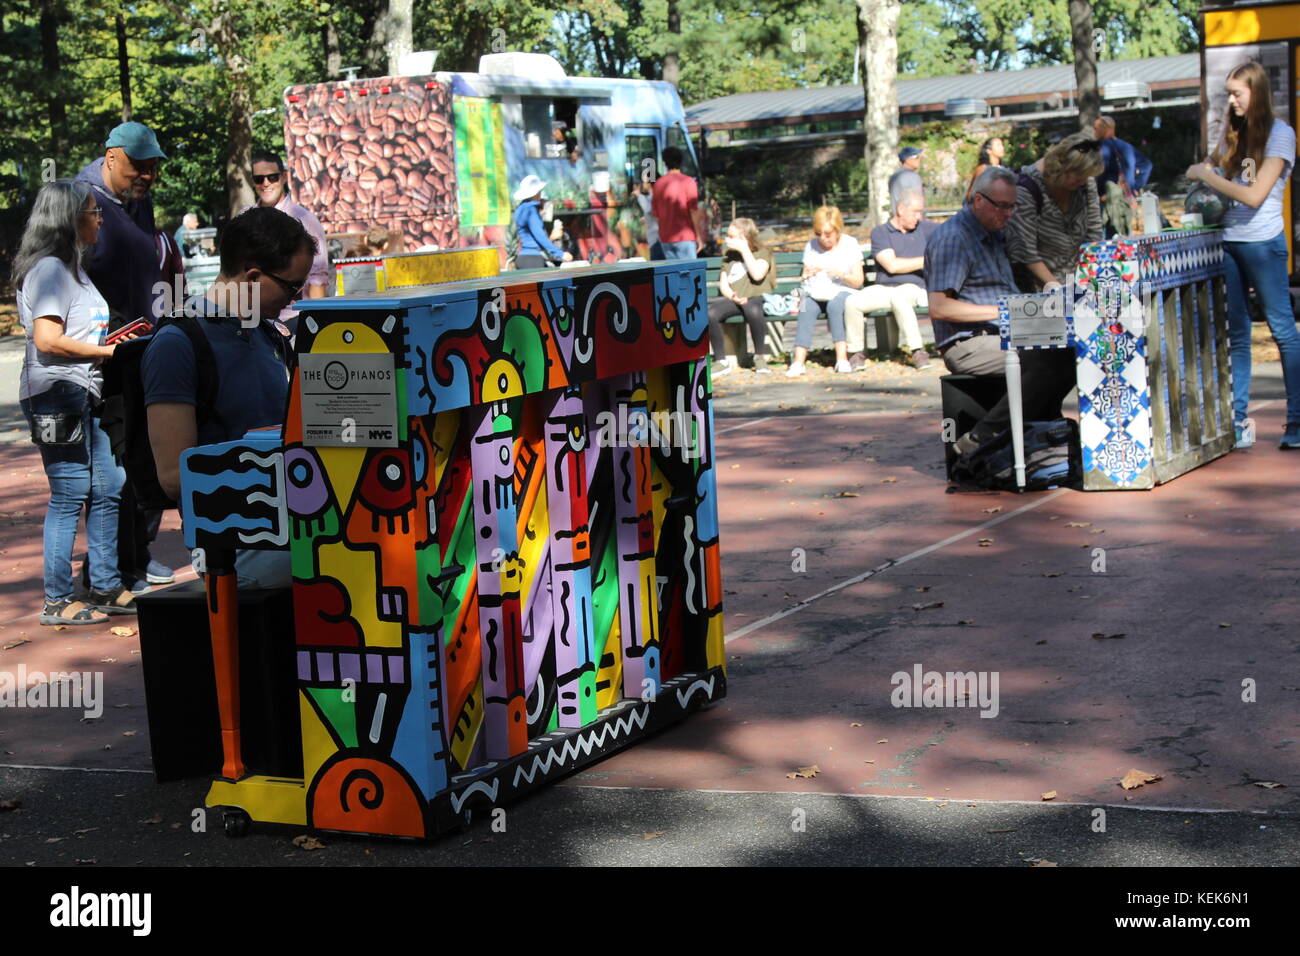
[1119,768,1162,790]
[1041,791,1057,801]
[291,835,326,850]
[1253,781,1285,789]
[1035,639,1047,645]
[73,827,97,835]
[121,731,136,737]
[45,837,64,843]
[982,507,1002,514]
[911,601,944,611]
[915,586,931,592]
[1218,622,1231,629]
[849,722,862,727]
[780,478,794,483]
[0,799,21,812]
[74,859,97,865]
[880,477,897,484]
[110,626,135,637]
[642,831,665,840]
[729,464,740,469]
[1026,859,1059,867]
[1041,572,1063,578]
[987,828,1017,834]
[877,739,888,744]
[1064,522,1091,528]
[958,619,976,626]
[98,658,116,664]
[1185,513,1196,518]
[1091,632,1126,640]
[863,759,875,764]
[141,814,162,825]
[785,765,820,779]
[834,491,860,498]
[978,538,993,546]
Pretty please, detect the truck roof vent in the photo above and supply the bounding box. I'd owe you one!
[478,52,567,78]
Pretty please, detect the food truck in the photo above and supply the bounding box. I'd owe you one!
[283,52,704,267]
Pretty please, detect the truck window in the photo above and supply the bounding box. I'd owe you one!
[521,96,579,160]
[625,131,660,187]
[667,126,699,177]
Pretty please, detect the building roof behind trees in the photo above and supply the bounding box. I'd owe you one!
[684,53,1201,132]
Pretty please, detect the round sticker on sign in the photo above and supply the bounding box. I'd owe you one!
[324,361,349,390]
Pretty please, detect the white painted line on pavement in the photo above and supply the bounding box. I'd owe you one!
[0,763,152,775]
[724,488,1070,642]
[715,416,772,435]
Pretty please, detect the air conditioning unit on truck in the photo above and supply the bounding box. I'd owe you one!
[282,52,703,268]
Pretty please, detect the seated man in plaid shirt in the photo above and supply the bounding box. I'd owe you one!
[925,166,1076,457]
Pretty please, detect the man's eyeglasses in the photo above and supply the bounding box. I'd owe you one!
[976,192,1016,212]
[263,271,306,299]
[253,173,282,185]
[81,207,103,218]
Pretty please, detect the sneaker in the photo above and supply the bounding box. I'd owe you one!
[144,559,175,584]
[1281,423,1300,450]
[847,351,867,371]
[86,587,137,616]
[834,359,853,374]
[754,355,771,374]
[712,358,735,378]
[785,362,806,378]
[1234,422,1255,448]
[909,348,933,370]
[128,577,152,595]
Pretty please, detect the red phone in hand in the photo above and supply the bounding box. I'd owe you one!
[105,318,153,346]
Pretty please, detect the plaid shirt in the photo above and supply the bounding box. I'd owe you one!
[924,205,1016,350]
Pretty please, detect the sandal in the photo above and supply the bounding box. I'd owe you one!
[86,587,137,616]
[40,599,111,627]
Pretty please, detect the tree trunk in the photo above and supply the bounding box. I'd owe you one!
[1069,0,1100,132]
[208,9,254,215]
[323,10,341,78]
[857,0,900,227]
[384,0,413,76]
[662,0,680,87]
[39,1,67,159]
[115,13,132,122]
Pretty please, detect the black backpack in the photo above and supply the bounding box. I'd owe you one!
[98,314,292,511]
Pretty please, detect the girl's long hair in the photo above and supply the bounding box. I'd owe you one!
[11,180,93,290]
[729,217,764,253]
[1212,61,1276,180]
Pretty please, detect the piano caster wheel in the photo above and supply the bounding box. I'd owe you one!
[223,808,251,838]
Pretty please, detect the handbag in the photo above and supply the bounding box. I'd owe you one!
[30,411,85,446]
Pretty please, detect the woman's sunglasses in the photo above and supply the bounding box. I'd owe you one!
[252,173,283,185]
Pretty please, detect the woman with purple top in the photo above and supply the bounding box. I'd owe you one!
[1187,61,1299,449]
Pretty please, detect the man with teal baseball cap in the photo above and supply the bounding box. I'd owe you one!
[74,120,174,594]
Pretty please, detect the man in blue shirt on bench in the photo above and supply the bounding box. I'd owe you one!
[925,167,1075,458]
[844,189,937,370]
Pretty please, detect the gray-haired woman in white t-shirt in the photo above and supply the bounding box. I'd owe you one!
[13,181,142,624]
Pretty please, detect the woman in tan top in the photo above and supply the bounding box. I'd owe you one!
[707,218,777,375]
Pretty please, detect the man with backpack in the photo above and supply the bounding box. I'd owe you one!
[141,207,309,586]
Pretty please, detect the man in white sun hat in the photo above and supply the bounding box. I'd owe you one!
[512,174,571,269]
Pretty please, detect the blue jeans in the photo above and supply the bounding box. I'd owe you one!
[20,382,125,602]
[1223,233,1300,426]
[795,291,851,349]
[659,241,697,260]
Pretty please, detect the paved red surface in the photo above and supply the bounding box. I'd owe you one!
[1,403,1297,814]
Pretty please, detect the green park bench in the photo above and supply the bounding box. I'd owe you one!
[703,248,930,363]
